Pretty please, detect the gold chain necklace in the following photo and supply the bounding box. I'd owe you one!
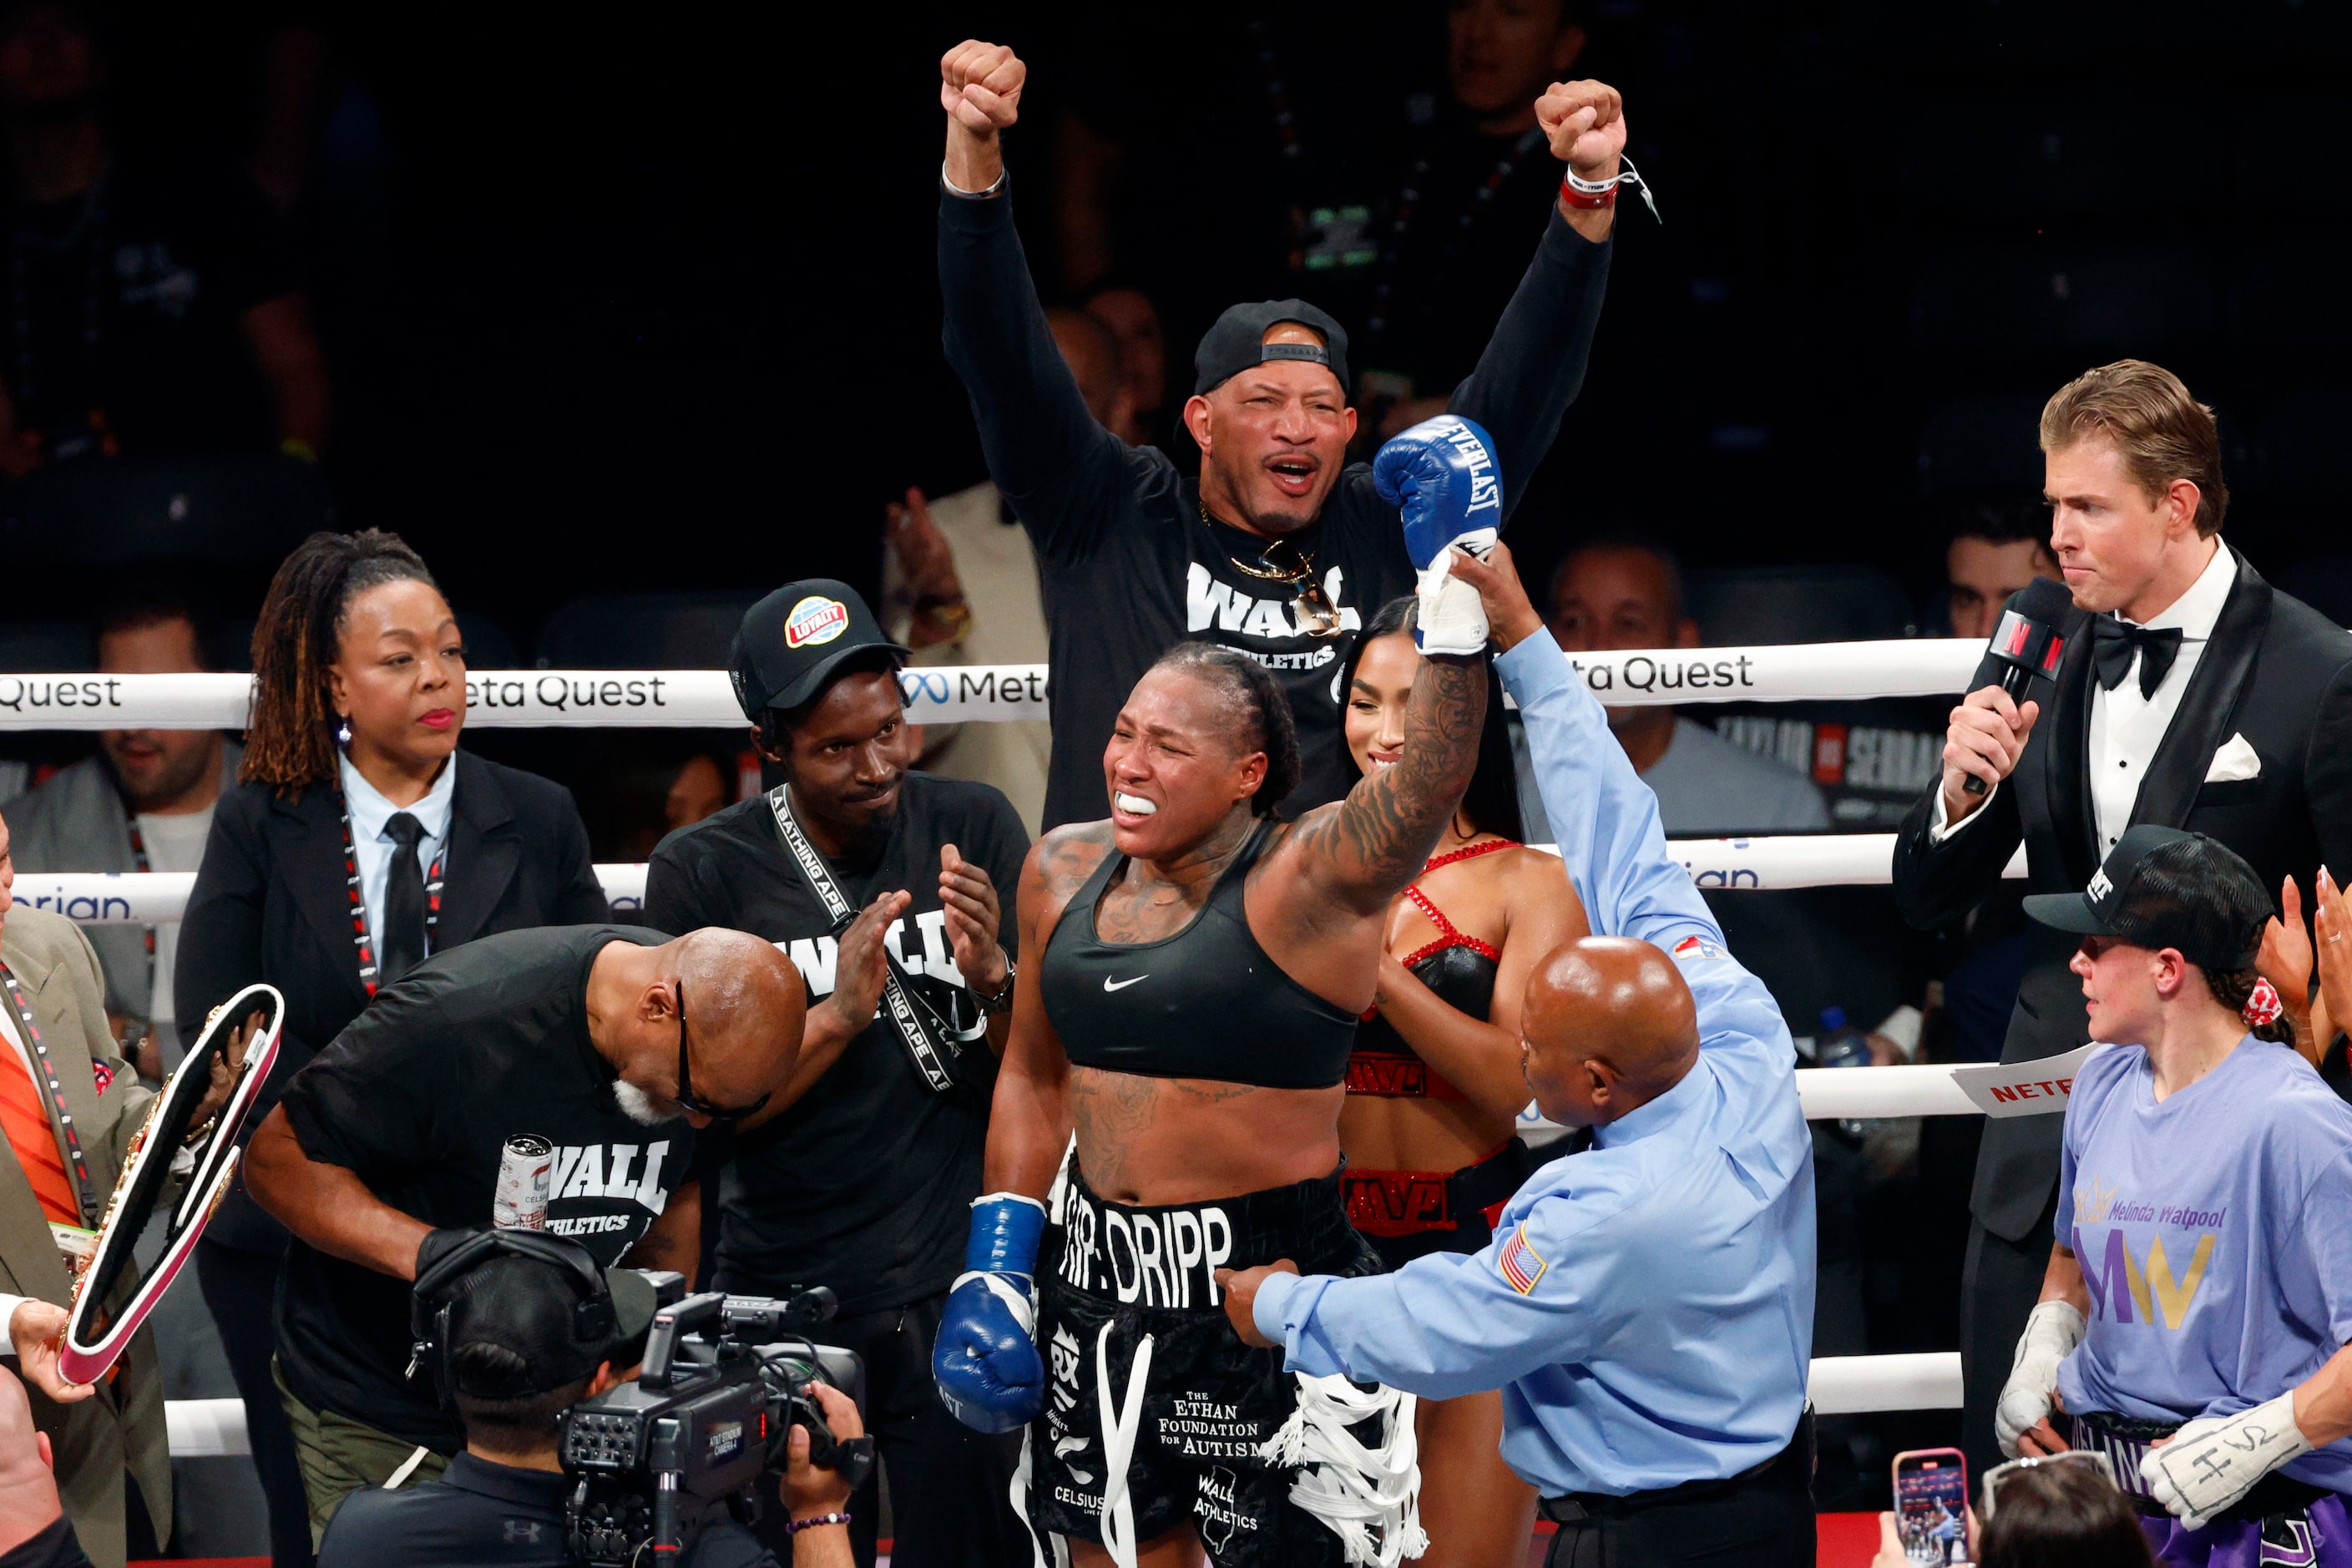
[1199,501,1345,637]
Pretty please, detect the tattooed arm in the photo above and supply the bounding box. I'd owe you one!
[979,825,1104,1196]
[1292,652,1488,918]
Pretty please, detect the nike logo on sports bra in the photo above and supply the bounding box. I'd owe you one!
[1102,974,1149,993]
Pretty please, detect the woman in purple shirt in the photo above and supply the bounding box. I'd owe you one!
[1994,824,2352,1565]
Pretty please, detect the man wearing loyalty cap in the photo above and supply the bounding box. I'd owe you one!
[935,38,1628,829]
[645,579,1031,1565]
[1995,827,2352,1563]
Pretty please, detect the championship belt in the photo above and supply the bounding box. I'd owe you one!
[763,787,992,1097]
[58,984,284,1384]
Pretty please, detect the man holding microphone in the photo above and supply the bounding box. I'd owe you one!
[1216,542,1818,1567]
[1891,358,2352,1478]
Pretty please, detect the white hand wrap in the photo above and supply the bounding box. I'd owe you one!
[1994,1300,2085,1458]
[2141,1392,2311,1530]
[1414,529,1497,656]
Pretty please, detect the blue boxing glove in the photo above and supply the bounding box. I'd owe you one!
[1373,415,1505,655]
[932,1192,1049,1433]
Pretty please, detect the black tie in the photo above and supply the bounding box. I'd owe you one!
[2090,619,2184,700]
[379,812,428,986]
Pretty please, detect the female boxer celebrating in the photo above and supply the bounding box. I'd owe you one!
[933,422,1499,1567]
[1337,594,1587,1566]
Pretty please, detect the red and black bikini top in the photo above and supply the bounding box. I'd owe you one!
[1348,839,1515,1102]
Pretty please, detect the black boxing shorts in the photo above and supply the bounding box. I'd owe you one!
[1020,1165,1424,1567]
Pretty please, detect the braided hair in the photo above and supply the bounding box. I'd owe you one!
[242,530,441,795]
[1146,642,1301,818]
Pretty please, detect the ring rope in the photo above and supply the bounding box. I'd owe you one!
[0,640,1986,729]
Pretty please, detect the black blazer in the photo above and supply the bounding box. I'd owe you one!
[1893,549,2352,1241]
[177,748,611,1252]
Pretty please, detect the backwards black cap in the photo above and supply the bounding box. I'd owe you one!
[444,1250,662,1400]
[1193,300,1351,395]
[2022,825,2273,972]
[728,579,908,719]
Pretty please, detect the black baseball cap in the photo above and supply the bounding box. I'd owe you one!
[2022,825,2272,971]
[1193,300,1351,395]
[728,579,907,719]
[445,1252,662,1399]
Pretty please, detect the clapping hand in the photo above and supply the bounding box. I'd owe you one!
[823,891,913,1037]
[2314,866,2351,1055]
[2259,876,2317,1057]
[939,845,1008,997]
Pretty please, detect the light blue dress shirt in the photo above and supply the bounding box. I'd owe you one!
[1253,627,1817,1498]
[337,751,456,964]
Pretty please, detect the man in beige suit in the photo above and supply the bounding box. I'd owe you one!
[0,813,172,1568]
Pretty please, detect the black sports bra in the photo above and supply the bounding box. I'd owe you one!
[1039,822,1359,1090]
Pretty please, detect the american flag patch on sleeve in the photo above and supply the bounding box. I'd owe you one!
[1497,1222,1547,1294]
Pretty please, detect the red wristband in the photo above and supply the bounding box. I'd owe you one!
[1558,177,1617,210]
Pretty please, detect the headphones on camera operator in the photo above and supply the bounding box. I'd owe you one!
[409,1227,668,1414]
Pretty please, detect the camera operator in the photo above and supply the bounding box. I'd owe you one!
[316,1238,860,1568]
[646,581,1027,1565]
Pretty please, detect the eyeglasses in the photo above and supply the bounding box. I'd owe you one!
[672,979,771,1122]
[1980,1449,2118,1520]
[2076,935,2121,962]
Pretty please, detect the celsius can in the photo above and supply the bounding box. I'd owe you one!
[493,1135,554,1231]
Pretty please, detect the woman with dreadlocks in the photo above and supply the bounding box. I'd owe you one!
[176,529,607,1563]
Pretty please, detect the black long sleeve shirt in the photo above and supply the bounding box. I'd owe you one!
[938,176,1612,828]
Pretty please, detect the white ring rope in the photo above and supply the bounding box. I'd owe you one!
[0,640,1985,730]
[12,838,2027,928]
[156,1352,1963,1459]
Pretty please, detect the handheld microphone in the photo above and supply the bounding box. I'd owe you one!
[1961,576,2075,796]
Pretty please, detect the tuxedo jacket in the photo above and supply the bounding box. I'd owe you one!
[0,908,169,1568]
[175,749,609,1252]
[1894,549,2352,1242]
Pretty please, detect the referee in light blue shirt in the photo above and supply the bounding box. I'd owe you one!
[1216,543,1818,1566]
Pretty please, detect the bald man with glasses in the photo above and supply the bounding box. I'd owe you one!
[240,923,803,1541]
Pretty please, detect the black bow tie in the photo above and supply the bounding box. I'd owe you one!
[2090,619,2185,699]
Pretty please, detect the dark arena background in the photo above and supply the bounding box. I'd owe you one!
[0,1,2345,1564]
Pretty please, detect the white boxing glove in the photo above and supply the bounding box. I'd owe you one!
[2141,1392,2311,1530]
[1414,529,1498,656]
[1994,1299,2086,1459]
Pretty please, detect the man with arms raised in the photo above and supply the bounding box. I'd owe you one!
[936,38,1622,827]
[930,440,1498,1564]
[1891,359,2352,1479]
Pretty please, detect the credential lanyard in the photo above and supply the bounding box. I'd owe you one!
[765,786,964,1095]
[0,958,100,1229]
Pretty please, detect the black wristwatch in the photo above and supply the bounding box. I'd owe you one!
[972,961,1017,1017]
